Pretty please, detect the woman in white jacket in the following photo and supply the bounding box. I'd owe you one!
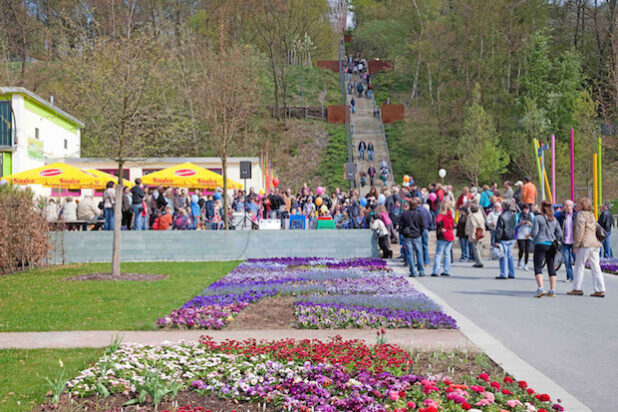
[371,215,392,258]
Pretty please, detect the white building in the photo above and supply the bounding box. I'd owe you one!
[0,87,83,179]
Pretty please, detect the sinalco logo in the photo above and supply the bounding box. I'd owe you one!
[174,169,196,177]
[39,168,63,177]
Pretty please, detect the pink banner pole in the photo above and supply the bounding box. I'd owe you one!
[570,128,575,201]
[551,134,556,204]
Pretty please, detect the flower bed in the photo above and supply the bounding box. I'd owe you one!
[599,258,618,274]
[66,337,564,412]
[157,258,456,330]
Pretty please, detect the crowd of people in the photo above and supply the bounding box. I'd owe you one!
[367,176,613,299]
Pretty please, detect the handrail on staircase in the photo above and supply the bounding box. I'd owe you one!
[371,96,395,187]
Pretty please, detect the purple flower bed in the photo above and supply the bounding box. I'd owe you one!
[295,301,457,329]
[157,258,457,330]
[600,258,618,274]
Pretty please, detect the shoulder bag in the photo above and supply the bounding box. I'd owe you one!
[596,223,607,242]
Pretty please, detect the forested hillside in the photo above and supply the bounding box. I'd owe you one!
[0,0,341,188]
[351,0,618,199]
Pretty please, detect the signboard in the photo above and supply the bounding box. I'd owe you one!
[27,137,44,161]
[345,162,357,181]
[0,101,12,147]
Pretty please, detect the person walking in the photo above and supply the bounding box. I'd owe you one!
[513,181,523,209]
[555,200,576,282]
[357,82,364,98]
[367,142,374,161]
[598,200,613,258]
[521,177,537,208]
[494,200,516,279]
[130,178,145,231]
[515,204,534,271]
[568,197,606,297]
[532,200,563,298]
[358,140,366,160]
[350,97,356,114]
[368,164,376,186]
[456,207,472,262]
[399,198,426,277]
[466,203,486,268]
[486,202,502,245]
[479,185,493,212]
[419,203,432,265]
[371,213,392,258]
[431,201,454,277]
[103,181,116,231]
[503,181,513,200]
[122,186,132,230]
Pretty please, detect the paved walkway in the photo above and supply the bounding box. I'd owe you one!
[0,328,474,352]
[391,257,617,411]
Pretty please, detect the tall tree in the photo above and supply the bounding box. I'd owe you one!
[60,36,167,276]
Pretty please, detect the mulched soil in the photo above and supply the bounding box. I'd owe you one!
[64,273,168,282]
[226,296,296,329]
[34,391,279,411]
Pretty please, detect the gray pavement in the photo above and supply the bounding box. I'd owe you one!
[391,256,617,412]
[0,329,474,352]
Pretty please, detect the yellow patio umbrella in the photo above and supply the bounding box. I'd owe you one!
[85,169,134,188]
[3,162,102,189]
[140,162,244,190]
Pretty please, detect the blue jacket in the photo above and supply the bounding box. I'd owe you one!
[419,206,432,230]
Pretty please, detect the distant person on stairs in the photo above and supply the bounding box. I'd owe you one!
[351,97,356,113]
[357,82,364,98]
[367,142,374,161]
[358,140,366,160]
[368,164,376,186]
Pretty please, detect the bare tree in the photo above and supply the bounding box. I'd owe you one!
[195,44,261,229]
[61,36,164,275]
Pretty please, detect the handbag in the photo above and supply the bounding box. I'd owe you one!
[475,227,484,240]
[596,223,607,242]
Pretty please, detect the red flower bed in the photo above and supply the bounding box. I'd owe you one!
[198,335,413,374]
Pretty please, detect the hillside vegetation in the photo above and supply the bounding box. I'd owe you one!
[351,0,618,199]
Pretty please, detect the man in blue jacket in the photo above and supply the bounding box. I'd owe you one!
[398,198,426,277]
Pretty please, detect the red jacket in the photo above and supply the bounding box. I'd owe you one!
[436,210,455,242]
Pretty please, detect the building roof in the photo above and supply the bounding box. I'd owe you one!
[0,87,85,128]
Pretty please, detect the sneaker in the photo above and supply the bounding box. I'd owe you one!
[495,276,508,279]
[534,289,546,298]
[547,290,556,297]
[409,274,417,278]
[473,263,484,268]
[566,290,583,296]
[591,291,605,298]
[430,273,439,277]
[440,273,450,277]
[523,265,529,271]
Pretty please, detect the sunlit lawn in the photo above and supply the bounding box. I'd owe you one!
[0,261,238,331]
[0,347,103,412]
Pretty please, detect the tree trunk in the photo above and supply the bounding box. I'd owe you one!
[268,43,281,120]
[111,161,124,276]
[222,154,229,230]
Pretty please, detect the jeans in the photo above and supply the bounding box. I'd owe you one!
[131,204,144,231]
[433,240,452,274]
[574,247,606,292]
[562,243,575,281]
[459,237,469,260]
[403,236,424,276]
[368,149,373,161]
[359,148,365,159]
[498,240,515,278]
[601,232,613,258]
[104,207,114,231]
[421,229,429,264]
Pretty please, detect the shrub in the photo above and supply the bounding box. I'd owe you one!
[0,185,50,274]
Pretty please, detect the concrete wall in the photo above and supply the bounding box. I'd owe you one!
[48,230,378,263]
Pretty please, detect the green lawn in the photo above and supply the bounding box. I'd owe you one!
[0,261,238,332]
[0,347,103,412]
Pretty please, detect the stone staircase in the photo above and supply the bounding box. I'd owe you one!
[347,89,394,197]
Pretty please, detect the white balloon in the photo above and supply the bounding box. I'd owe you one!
[438,169,447,178]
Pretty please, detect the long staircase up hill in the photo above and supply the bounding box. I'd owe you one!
[347,87,395,197]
